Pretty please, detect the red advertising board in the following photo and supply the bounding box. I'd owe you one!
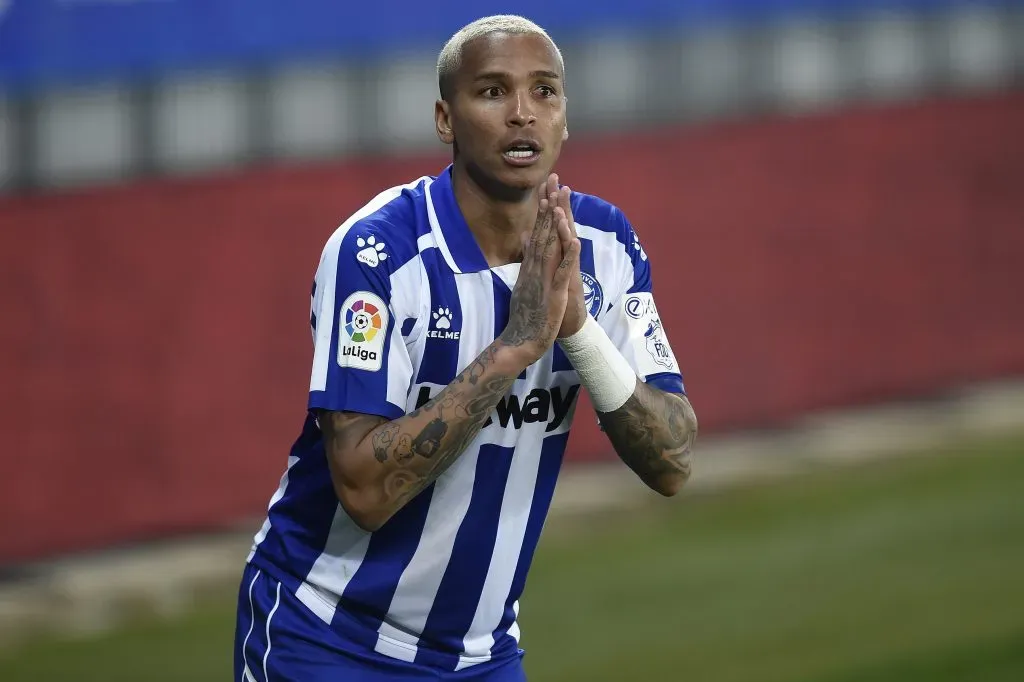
[2,93,1023,562]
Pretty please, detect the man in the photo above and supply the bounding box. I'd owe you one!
[235,14,697,682]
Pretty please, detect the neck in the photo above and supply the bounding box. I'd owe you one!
[451,162,538,268]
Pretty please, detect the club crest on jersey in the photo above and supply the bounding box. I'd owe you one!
[338,291,387,371]
[581,272,603,317]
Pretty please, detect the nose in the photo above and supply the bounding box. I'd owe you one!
[507,92,537,127]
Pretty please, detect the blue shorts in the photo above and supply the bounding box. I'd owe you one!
[234,563,527,681]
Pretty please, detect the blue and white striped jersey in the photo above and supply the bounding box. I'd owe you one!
[247,165,685,671]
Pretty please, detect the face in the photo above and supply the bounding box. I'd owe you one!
[436,32,567,197]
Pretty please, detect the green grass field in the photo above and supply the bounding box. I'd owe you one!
[2,436,1022,682]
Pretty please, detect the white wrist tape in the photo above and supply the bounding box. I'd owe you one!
[558,316,637,412]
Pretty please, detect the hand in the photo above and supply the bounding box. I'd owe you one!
[547,178,587,338]
[499,174,581,365]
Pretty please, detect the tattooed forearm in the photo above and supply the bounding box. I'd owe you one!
[597,384,698,496]
[371,372,515,512]
[364,374,516,512]
[323,340,521,529]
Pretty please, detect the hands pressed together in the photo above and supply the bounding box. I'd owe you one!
[499,173,590,365]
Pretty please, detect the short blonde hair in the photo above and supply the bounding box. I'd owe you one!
[436,15,565,100]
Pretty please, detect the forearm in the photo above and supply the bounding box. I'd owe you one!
[325,340,525,529]
[558,315,697,496]
[597,383,697,496]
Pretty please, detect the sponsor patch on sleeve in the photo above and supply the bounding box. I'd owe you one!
[337,291,389,371]
[622,292,680,375]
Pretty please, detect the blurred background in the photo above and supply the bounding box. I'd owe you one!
[1,1,1023,681]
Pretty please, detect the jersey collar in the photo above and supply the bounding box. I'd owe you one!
[427,165,491,274]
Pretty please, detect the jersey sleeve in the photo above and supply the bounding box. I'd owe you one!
[307,222,415,420]
[598,212,686,395]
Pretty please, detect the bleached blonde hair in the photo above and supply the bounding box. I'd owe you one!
[436,15,565,101]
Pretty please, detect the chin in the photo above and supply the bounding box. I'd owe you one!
[466,159,549,201]
[499,168,544,191]
[498,162,553,190]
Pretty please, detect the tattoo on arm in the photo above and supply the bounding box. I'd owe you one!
[376,375,514,510]
[411,418,447,458]
[372,424,398,462]
[597,384,698,493]
[501,274,547,347]
[330,343,517,516]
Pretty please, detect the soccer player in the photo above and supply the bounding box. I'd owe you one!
[235,14,698,682]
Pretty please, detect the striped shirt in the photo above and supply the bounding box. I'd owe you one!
[247,164,685,671]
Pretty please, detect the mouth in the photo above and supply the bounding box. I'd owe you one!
[502,139,542,167]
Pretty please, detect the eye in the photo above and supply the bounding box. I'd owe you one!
[481,86,503,98]
[536,85,556,98]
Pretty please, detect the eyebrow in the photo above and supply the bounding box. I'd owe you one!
[473,70,561,81]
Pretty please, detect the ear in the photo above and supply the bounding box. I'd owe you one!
[561,95,569,141]
[435,100,454,145]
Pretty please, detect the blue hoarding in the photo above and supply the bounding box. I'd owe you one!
[0,0,980,92]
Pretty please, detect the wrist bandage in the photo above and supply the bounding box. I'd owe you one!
[558,316,637,412]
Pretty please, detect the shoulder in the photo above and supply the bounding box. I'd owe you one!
[570,191,627,232]
[569,190,641,258]
[318,175,434,278]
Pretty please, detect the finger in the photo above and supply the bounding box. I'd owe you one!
[553,238,581,289]
[549,206,566,244]
[561,184,577,222]
[539,206,566,267]
[553,201,573,252]
[530,179,561,263]
[559,186,578,238]
[536,192,550,224]
[540,202,565,261]
[547,174,559,201]
[529,199,553,256]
